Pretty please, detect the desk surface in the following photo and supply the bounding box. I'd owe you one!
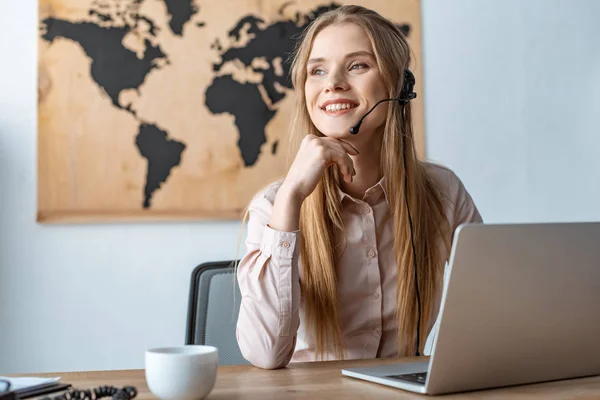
[18,357,600,399]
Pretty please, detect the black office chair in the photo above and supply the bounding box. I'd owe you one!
[185,260,250,365]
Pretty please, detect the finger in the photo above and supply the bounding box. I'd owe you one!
[325,147,355,183]
[329,145,356,177]
[336,139,360,156]
[320,137,359,156]
[313,138,355,181]
[301,134,318,149]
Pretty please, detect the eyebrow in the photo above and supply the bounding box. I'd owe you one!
[307,51,375,65]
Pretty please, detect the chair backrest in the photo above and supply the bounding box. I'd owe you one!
[185,260,250,365]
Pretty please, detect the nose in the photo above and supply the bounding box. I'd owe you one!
[324,68,349,92]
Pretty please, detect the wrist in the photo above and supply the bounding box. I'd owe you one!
[278,180,305,205]
[269,181,303,232]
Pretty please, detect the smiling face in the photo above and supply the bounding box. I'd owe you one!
[304,22,388,142]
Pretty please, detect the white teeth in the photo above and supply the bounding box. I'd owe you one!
[324,103,356,112]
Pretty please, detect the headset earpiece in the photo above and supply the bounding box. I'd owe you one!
[398,69,417,104]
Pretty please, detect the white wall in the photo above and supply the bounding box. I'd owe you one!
[423,0,600,223]
[1,0,599,374]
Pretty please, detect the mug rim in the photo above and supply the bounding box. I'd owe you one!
[146,345,218,357]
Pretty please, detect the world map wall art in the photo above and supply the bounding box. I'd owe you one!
[37,0,423,223]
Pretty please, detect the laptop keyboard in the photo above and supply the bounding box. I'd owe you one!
[385,372,428,386]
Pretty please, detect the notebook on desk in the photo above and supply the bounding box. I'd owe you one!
[342,222,600,395]
[0,377,70,400]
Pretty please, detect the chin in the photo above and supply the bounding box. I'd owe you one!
[319,129,350,138]
[314,121,354,138]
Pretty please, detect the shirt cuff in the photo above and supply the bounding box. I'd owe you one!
[261,225,300,259]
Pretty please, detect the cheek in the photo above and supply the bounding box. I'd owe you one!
[368,79,388,101]
[304,93,314,115]
[304,83,318,107]
[369,82,389,117]
[362,80,389,125]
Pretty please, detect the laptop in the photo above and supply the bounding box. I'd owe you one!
[342,222,600,395]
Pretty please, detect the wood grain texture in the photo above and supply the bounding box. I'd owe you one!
[37,0,425,223]
[12,358,600,399]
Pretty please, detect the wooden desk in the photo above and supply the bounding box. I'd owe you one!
[18,357,600,399]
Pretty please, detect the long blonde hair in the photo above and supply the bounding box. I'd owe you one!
[237,5,450,359]
[287,5,450,359]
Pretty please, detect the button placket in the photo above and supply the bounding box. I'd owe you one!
[357,195,383,357]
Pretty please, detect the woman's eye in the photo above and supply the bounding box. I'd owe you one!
[350,63,368,71]
[309,68,325,76]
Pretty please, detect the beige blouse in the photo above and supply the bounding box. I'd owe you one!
[235,162,483,369]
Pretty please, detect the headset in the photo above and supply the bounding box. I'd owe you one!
[349,69,416,134]
[349,69,421,357]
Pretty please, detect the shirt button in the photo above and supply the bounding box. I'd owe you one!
[373,292,380,300]
[367,249,376,258]
[281,241,290,248]
[363,206,371,214]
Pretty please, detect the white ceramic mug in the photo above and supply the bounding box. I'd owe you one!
[145,345,218,400]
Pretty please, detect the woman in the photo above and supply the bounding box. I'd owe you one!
[235,5,482,370]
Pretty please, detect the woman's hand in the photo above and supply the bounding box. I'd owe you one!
[268,134,358,232]
[282,134,359,202]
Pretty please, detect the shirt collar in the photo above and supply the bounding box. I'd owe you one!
[335,176,389,205]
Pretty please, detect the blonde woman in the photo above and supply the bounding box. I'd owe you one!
[235,5,482,369]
